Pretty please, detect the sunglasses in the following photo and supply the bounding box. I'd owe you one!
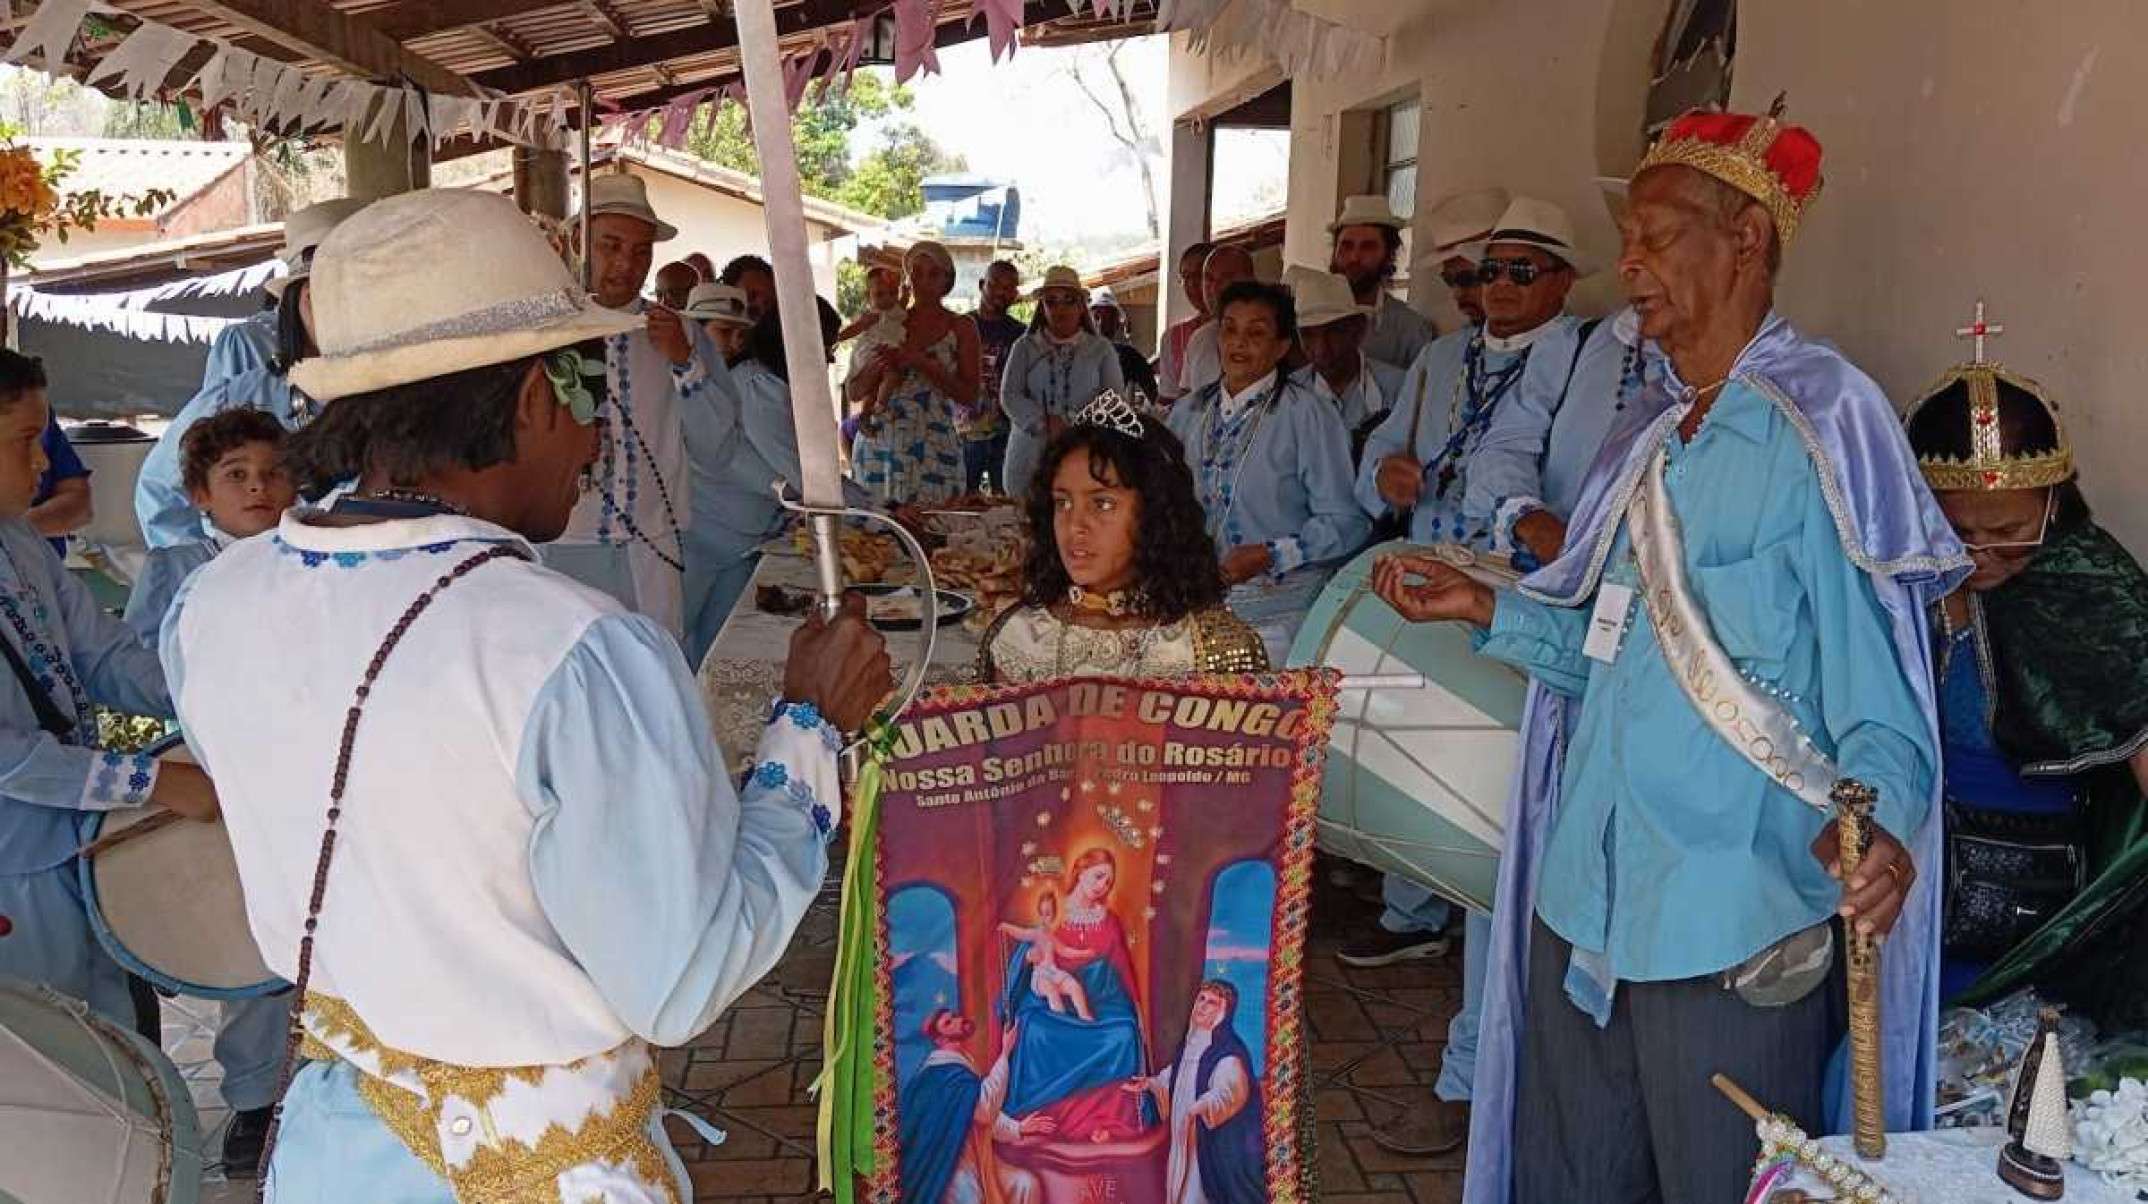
[1475,257,1562,286]
[1439,270,1479,290]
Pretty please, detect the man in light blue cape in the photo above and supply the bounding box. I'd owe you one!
[1375,108,1969,1204]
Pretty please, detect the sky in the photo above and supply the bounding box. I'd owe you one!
[883,34,1286,263]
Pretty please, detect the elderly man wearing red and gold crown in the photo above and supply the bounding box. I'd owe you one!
[1378,105,1972,1203]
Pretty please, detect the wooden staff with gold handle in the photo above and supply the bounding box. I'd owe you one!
[1831,777,1887,1160]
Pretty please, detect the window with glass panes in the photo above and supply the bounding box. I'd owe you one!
[1382,99,1420,272]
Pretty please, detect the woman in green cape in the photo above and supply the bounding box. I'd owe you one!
[1905,345,2148,1029]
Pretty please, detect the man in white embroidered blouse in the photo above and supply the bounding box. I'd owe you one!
[544,172,723,642]
[162,189,892,1201]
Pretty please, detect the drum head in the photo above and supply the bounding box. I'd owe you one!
[1289,541,1526,914]
[0,980,203,1204]
[80,744,281,999]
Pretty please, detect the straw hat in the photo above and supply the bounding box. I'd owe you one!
[682,282,753,327]
[290,190,640,402]
[266,197,366,300]
[1289,268,1374,329]
[1327,194,1407,234]
[1031,264,1087,301]
[573,172,677,242]
[1414,187,1511,267]
[1484,196,1598,276]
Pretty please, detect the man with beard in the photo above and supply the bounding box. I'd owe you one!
[899,1011,1044,1204]
[547,173,723,640]
[1329,194,1437,371]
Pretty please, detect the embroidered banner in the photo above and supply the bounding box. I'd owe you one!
[861,670,1334,1204]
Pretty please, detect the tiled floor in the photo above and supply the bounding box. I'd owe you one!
[168,861,1466,1203]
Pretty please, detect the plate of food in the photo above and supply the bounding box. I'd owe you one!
[852,583,974,631]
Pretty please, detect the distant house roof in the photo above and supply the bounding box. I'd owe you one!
[466,140,889,240]
[1082,210,1289,292]
[27,137,252,220]
[25,222,283,291]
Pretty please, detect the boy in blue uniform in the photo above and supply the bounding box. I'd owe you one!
[122,405,298,1176]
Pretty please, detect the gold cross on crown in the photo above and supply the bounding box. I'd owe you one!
[1955,298,2005,363]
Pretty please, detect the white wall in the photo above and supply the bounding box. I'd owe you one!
[636,168,844,302]
[1739,1,2148,551]
[1168,0,2148,548]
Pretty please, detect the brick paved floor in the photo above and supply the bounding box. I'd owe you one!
[661,855,1467,1203]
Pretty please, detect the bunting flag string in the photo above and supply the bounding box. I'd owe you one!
[7,283,246,344]
[0,0,572,151]
[1156,0,1388,80]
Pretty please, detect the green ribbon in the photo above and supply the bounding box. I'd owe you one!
[815,720,899,1201]
[543,348,603,425]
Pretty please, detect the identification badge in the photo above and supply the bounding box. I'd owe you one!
[1584,582,1635,663]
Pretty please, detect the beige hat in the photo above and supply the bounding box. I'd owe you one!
[1484,195,1598,276]
[290,190,640,402]
[574,171,678,242]
[683,282,753,326]
[1030,264,1087,301]
[1289,268,1374,329]
[1327,193,1407,234]
[266,197,366,300]
[1414,187,1512,267]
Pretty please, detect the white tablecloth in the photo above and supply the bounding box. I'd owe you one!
[696,552,980,766]
[1773,1128,2139,1202]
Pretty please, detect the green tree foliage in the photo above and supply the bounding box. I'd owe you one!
[674,71,963,221]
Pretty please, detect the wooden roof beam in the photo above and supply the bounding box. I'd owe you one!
[363,0,573,43]
[471,0,878,97]
[580,0,630,41]
[174,0,477,95]
[467,22,534,63]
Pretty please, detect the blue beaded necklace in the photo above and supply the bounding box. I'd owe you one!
[1425,335,1528,500]
[1196,376,1282,550]
[0,541,90,743]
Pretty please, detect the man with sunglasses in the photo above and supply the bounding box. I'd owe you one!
[1328,194,1438,372]
[1339,197,1606,1159]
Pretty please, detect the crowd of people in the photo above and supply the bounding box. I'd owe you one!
[0,101,2139,1204]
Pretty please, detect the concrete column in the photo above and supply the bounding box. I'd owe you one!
[512,145,569,219]
[1156,118,1214,354]
[343,113,431,200]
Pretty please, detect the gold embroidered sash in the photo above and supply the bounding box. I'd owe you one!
[1627,446,1837,813]
[299,996,678,1204]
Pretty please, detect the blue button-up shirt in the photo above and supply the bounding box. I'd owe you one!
[0,519,171,875]
[1478,380,1936,983]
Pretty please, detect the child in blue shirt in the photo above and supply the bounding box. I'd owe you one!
[0,349,218,1027]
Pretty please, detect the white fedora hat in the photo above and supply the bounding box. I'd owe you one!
[1030,264,1088,301]
[1285,266,1372,329]
[682,282,753,326]
[1414,187,1511,267]
[1327,193,1407,234]
[1280,267,1366,328]
[1483,196,1598,276]
[266,197,366,300]
[573,171,678,242]
[291,190,640,402]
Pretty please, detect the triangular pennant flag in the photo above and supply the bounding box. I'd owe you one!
[363,81,405,145]
[86,22,199,99]
[193,45,243,113]
[891,0,940,82]
[969,0,1024,62]
[265,63,310,129]
[2,0,94,69]
[428,92,460,145]
[400,86,431,144]
[342,80,380,135]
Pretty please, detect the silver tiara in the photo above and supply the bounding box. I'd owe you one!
[1073,389,1145,439]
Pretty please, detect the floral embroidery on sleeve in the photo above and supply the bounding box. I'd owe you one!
[84,750,159,809]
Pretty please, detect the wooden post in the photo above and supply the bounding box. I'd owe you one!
[512,144,568,219]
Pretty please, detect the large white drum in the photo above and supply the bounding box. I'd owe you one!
[0,979,203,1204]
[79,737,282,999]
[1287,541,1527,914]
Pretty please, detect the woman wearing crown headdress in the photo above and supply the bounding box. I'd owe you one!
[977,390,1268,684]
[1904,337,2148,1030]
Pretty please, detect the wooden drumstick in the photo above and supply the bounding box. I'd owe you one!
[1832,778,1888,1160]
[75,807,184,860]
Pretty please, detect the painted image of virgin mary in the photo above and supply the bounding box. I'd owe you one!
[1123,980,1265,1204]
[999,848,1154,1143]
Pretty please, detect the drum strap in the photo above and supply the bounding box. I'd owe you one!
[0,626,76,740]
[253,544,530,1196]
[1626,446,1838,813]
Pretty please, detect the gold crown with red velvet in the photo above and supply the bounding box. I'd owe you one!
[1636,97,1826,245]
